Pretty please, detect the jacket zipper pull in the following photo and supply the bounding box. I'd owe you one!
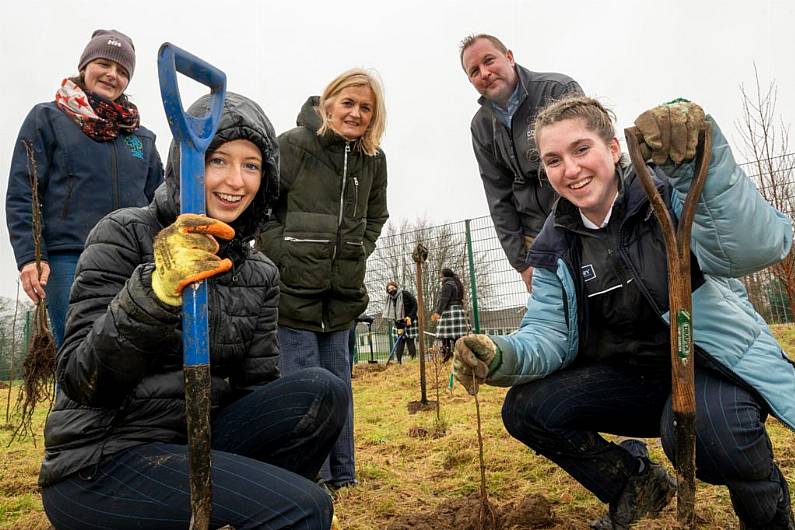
[353,177,359,217]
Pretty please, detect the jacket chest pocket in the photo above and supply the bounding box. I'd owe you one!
[345,174,369,220]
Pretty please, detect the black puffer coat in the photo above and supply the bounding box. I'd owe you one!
[39,93,281,487]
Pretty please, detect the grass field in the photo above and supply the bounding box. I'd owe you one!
[2,325,795,529]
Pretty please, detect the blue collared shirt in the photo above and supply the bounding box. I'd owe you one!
[491,82,522,129]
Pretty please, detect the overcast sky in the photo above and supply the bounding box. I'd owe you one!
[0,0,793,302]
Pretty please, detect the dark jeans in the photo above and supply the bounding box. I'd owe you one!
[501,361,786,524]
[278,327,355,485]
[44,250,81,347]
[42,368,348,530]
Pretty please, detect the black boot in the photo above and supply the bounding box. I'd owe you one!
[738,468,795,530]
[441,341,453,363]
[590,442,676,530]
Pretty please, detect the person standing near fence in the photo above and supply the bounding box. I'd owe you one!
[6,29,163,346]
[431,268,468,362]
[383,281,418,364]
[452,95,795,529]
[460,33,582,292]
[256,68,389,492]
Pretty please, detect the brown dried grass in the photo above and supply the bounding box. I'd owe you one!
[1,324,795,529]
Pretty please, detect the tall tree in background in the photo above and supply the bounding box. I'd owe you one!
[736,65,795,320]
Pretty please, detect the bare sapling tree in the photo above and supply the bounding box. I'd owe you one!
[736,65,795,319]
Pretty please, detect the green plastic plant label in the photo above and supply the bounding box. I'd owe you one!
[676,309,692,365]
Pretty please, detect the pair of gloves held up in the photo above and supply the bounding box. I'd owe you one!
[453,100,708,394]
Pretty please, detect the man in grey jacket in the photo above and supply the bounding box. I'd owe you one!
[461,34,582,291]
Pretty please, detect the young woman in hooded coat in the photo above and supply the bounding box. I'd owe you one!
[39,93,347,530]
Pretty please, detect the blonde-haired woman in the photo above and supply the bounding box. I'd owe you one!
[257,68,389,491]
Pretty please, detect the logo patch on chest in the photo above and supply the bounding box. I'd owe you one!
[122,134,144,159]
[581,264,596,282]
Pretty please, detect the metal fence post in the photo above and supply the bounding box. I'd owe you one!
[465,219,481,333]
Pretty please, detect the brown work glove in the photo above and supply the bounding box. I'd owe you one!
[152,214,235,306]
[453,335,501,395]
[634,99,705,165]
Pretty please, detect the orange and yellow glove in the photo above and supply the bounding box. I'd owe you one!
[152,214,235,306]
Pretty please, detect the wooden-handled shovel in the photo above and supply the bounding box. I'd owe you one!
[158,43,226,530]
[624,124,712,529]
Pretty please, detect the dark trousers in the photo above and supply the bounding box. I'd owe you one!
[388,335,416,364]
[42,367,348,530]
[440,338,454,362]
[278,327,355,485]
[395,336,416,363]
[501,361,787,524]
[44,250,81,347]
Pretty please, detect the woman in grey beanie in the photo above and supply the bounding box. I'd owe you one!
[5,28,163,346]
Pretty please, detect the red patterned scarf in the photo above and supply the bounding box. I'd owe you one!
[54,79,140,142]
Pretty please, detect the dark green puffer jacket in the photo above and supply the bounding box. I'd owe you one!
[257,97,388,332]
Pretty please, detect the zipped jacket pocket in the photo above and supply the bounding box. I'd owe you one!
[280,236,333,291]
[284,236,332,244]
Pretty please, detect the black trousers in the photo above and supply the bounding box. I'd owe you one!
[42,367,348,530]
[395,336,416,362]
[501,361,787,524]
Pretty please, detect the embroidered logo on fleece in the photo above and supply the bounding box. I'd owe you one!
[581,264,596,282]
[123,134,144,159]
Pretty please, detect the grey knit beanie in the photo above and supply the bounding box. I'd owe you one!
[78,29,136,78]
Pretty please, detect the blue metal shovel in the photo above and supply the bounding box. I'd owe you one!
[386,331,405,365]
[158,42,226,530]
